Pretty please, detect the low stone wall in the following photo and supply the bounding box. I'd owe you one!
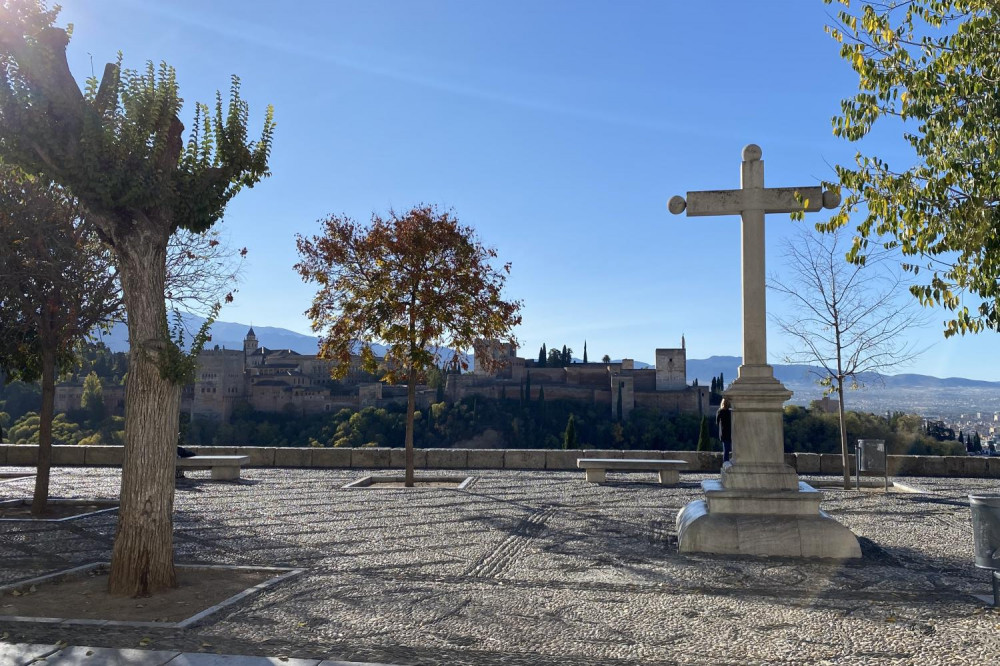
[1,445,999,477]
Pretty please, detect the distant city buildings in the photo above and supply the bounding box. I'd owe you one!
[453,336,710,419]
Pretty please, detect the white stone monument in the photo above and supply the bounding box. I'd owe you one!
[669,144,861,559]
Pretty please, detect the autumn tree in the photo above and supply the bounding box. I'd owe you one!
[296,205,522,487]
[0,1,274,594]
[823,0,1000,335]
[770,227,926,488]
[0,169,120,516]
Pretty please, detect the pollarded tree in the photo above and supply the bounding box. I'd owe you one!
[0,1,274,595]
[823,0,1000,335]
[295,205,522,487]
[0,168,120,517]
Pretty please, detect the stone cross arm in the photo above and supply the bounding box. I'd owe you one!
[679,186,830,217]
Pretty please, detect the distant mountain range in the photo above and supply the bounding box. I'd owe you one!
[97,316,999,412]
[686,355,1000,391]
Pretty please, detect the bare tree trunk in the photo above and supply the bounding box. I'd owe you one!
[405,364,416,488]
[30,345,55,517]
[108,232,179,596]
[838,377,850,490]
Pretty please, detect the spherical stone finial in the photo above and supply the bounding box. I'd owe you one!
[742,144,762,162]
[822,189,841,209]
[668,195,687,215]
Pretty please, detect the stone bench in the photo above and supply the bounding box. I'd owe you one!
[577,458,687,485]
[176,455,249,481]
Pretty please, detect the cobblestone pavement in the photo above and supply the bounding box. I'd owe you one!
[1,467,999,665]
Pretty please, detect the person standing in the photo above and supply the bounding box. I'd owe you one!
[716,398,732,463]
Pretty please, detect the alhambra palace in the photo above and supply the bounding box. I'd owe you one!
[55,328,710,421]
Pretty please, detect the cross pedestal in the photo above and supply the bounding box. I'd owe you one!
[668,144,860,559]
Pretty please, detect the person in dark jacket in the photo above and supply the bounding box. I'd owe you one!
[716,398,732,463]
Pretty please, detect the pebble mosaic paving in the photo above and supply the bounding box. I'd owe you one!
[1,466,998,665]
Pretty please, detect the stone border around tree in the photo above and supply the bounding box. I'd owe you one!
[0,498,118,522]
[0,563,306,628]
[343,475,475,490]
[0,472,35,484]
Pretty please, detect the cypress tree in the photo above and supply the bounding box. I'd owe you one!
[697,415,711,451]
[525,372,531,403]
[583,341,588,364]
[719,372,724,390]
[563,413,578,450]
[562,345,571,366]
[538,344,546,367]
[616,383,623,423]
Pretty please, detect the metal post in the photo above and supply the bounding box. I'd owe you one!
[993,571,999,607]
[855,440,860,490]
[884,443,889,493]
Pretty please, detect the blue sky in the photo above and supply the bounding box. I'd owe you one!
[57,0,999,381]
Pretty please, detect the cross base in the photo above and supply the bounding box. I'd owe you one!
[676,481,861,559]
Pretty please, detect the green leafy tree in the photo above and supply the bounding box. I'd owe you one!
[823,0,1000,335]
[563,413,577,450]
[0,1,274,595]
[548,346,563,368]
[0,169,120,517]
[602,354,611,364]
[80,371,106,424]
[538,344,546,367]
[295,204,522,487]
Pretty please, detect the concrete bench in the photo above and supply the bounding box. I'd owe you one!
[176,455,249,481]
[577,458,686,485]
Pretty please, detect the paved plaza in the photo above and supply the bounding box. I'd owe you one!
[1,466,999,665]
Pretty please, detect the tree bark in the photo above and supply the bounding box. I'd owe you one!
[404,364,416,488]
[30,345,55,517]
[108,230,180,596]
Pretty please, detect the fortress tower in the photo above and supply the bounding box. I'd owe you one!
[655,337,686,391]
[244,326,259,358]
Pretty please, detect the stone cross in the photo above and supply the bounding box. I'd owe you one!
[668,144,839,369]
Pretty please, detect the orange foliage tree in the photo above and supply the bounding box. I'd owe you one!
[295,205,522,486]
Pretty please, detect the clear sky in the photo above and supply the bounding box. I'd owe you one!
[56,0,1000,381]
